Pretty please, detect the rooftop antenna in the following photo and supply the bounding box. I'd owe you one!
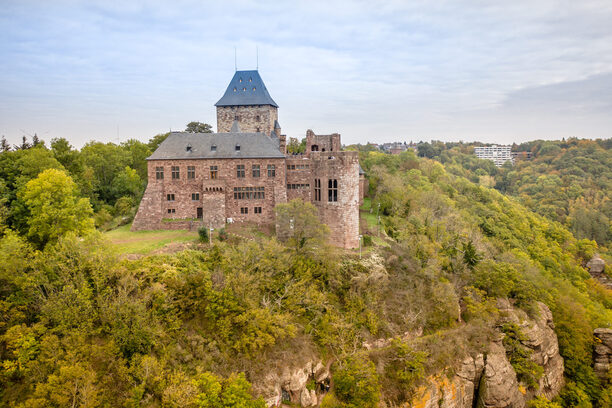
[234,47,237,71]
[256,46,259,70]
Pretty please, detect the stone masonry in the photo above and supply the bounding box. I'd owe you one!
[132,69,364,248]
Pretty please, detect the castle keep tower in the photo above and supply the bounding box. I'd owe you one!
[215,70,279,134]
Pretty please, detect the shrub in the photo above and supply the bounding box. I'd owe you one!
[333,355,380,408]
[198,227,209,243]
[218,227,228,242]
[362,235,373,247]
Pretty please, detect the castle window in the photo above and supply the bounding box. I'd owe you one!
[155,166,164,180]
[211,144,217,151]
[252,164,260,178]
[167,194,175,201]
[234,115,240,121]
[210,165,218,179]
[267,164,275,177]
[254,207,262,214]
[186,144,192,152]
[256,127,260,132]
[256,115,260,121]
[233,87,237,92]
[192,193,200,201]
[236,164,245,178]
[235,144,241,151]
[167,208,175,214]
[233,186,264,200]
[253,87,256,91]
[239,78,242,82]
[314,179,321,201]
[187,166,195,179]
[241,207,248,214]
[311,145,319,151]
[243,87,246,91]
[328,179,338,202]
[171,166,180,179]
[249,77,252,82]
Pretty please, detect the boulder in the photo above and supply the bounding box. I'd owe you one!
[476,341,525,408]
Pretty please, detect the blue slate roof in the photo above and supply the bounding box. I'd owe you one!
[147,131,285,160]
[215,70,279,108]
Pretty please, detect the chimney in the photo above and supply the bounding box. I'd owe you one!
[279,134,286,155]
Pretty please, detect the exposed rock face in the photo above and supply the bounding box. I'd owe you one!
[260,302,563,407]
[593,328,612,384]
[497,300,565,400]
[259,360,330,407]
[409,301,563,408]
[476,341,525,408]
[587,255,612,289]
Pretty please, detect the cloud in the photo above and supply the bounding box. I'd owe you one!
[1,0,612,145]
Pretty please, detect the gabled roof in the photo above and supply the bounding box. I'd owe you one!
[148,131,285,160]
[215,70,279,108]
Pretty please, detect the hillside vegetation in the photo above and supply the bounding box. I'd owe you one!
[0,139,611,407]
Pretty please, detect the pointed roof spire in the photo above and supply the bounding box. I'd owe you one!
[215,70,279,107]
[230,120,241,133]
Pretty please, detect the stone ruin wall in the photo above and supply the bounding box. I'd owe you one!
[310,151,360,249]
[216,105,278,134]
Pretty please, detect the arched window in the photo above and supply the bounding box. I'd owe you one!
[311,145,319,151]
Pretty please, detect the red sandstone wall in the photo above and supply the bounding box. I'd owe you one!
[310,151,360,248]
[216,105,278,134]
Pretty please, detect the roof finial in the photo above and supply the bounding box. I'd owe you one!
[234,46,237,71]
[256,46,259,70]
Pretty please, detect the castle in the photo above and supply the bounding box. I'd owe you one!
[132,70,364,248]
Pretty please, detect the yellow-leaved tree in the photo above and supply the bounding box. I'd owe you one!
[20,168,94,247]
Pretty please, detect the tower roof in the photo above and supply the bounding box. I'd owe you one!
[215,70,279,108]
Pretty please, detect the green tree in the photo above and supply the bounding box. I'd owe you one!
[185,122,213,133]
[331,355,380,408]
[275,199,329,253]
[19,169,94,247]
[148,132,170,151]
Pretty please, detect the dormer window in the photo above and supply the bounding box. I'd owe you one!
[186,144,192,152]
[249,77,252,82]
[235,144,241,151]
[211,144,217,152]
[233,87,237,92]
[243,87,246,91]
[239,78,242,82]
[253,87,256,91]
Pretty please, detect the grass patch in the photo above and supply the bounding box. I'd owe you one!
[104,224,198,255]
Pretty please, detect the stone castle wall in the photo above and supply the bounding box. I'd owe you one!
[217,105,278,134]
[132,157,286,231]
[305,130,341,153]
[310,151,360,248]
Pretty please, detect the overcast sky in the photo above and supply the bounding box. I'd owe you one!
[1,0,612,147]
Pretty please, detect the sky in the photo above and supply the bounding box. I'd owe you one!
[1,0,612,147]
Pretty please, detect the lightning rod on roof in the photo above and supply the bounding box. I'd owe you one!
[234,47,237,71]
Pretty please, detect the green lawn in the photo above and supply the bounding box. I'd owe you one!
[360,197,380,230]
[104,224,198,255]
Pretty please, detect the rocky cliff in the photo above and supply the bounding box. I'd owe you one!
[593,328,612,385]
[406,301,564,408]
[257,302,563,407]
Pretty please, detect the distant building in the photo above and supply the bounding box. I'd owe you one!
[380,141,417,155]
[474,145,514,167]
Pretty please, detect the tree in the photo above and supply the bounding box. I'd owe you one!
[1,136,10,152]
[286,137,306,154]
[331,355,380,408]
[20,169,94,247]
[185,122,213,133]
[148,132,170,151]
[275,199,329,253]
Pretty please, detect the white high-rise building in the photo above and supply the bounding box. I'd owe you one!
[474,145,514,167]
